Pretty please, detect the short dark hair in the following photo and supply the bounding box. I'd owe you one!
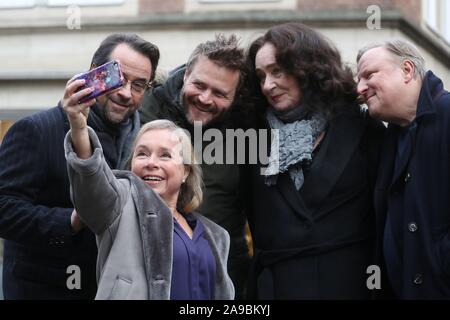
[90,33,160,82]
[247,22,358,117]
[186,34,246,93]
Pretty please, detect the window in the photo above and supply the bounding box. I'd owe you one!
[188,0,286,12]
[424,0,438,30]
[0,0,35,9]
[198,0,276,2]
[442,0,450,43]
[423,0,450,44]
[0,0,124,8]
[48,0,124,6]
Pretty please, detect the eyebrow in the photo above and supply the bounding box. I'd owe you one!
[123,72,148,83]
[356,64,366,79]
[213,87,229,97]
[135,144,174,152]
[194,78,230,97]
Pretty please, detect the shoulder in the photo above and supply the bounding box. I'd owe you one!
[361,108,386,137]
[432,89,450,127]
[330,105,386,150]
[6,106,64,139]
[143,66,184,105]
[337,104,385,130]
[423,71,450,114]
[139,84,176,124]
[197,214,230,241]
[435,90,450,111]
[29,105,66,124]
[17,106,65,132]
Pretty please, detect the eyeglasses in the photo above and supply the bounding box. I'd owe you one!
[122,75,152,95]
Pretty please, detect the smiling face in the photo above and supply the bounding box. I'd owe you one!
[357,47,408,123]
[254,43,302,112]
[96,43,152,124]
[181,55,240,125]
[131,129,189,208]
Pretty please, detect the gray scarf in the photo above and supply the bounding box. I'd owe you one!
[264,108,327,190]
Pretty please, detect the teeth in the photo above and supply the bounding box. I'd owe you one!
[143,176,163,181]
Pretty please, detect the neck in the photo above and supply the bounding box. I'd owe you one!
[396,107,417,127]
[166,201,179,217]
[273,105,309,123]
[397,80,422,127]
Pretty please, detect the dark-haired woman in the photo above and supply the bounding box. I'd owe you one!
[245,22,385,299]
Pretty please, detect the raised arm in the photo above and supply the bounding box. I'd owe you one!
[64,127,127,235]
[62,76,97,232]
[63,75,127,235]
[62,76,96,159]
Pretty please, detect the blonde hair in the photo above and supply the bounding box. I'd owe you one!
[130,119,203,213]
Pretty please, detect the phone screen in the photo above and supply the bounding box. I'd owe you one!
[76,60,124,103]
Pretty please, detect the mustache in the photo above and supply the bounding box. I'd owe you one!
[110,95,132,107]
[192,99,217,114]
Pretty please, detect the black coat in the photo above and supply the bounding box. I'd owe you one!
[246,106,385,299]
[374,71,450,299]
[0,105,119,299]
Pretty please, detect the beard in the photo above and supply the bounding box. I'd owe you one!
[98,94,135,126]
[182,96,234,129]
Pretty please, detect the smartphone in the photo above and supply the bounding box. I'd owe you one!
[76,60,124,103]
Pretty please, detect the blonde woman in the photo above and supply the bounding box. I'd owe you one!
[63,93,234,299]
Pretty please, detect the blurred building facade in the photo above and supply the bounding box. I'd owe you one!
[0,0,449,136]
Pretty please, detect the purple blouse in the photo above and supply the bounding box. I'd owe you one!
[170,213,216,300]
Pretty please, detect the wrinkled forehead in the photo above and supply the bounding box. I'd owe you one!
[358,47,397,70]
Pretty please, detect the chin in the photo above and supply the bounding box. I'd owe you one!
[367,107,382,120]
[188,113,211,126]
[272,103,295,112]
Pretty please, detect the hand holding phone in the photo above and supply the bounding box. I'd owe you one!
[75,60,125,103]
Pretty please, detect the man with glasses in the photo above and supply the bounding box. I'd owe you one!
[0,33,159,299]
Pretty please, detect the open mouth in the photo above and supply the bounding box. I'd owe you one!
[194,103,212,113]
[142,175,164,183]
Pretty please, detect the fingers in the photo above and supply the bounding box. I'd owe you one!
[64,79,90,100]
[73,86,94,105]
[70,209,85,234]
[64,71,99,105]
[64,73,87,96]
[64,97,95,116]
[62,79,95,109]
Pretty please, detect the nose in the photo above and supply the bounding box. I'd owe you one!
[144,154,159,168]
[117,79,133,100]
[198,89,212,105]
[357,79,368,97]
[262,75,276,94]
